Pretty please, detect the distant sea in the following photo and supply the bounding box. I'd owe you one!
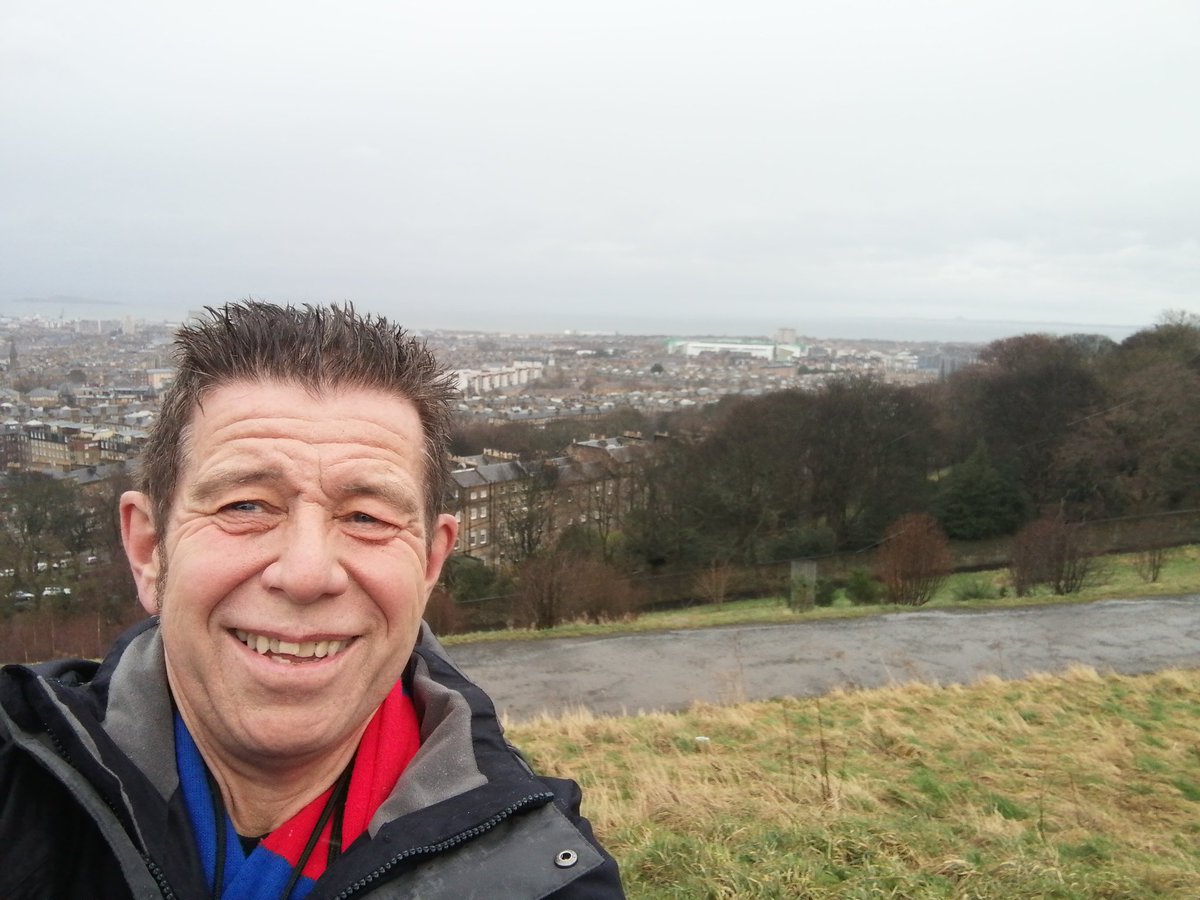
[12,295,1146,345]
[428,311,1147,344]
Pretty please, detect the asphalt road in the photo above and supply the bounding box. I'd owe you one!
[446,596,1200,722]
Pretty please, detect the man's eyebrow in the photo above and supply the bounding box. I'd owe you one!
[337,481,423,516]
[188,468,285,505]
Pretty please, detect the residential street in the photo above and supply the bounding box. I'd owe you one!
[447,596,1200,722]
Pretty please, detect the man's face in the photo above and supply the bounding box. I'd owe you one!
[121,380,456,768]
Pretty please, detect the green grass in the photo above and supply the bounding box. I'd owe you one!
[509,667,1200,898]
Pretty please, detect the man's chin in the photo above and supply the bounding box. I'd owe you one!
[230,712,366,765]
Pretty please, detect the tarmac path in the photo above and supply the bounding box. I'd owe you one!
[446,596,1200,722]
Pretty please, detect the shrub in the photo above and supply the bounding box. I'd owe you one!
[442,554,509,603]
[423,585,465,635]
[875,513,952,606]
[1009,521,1052,596]
[1134,546,1168,583]
[509,555,642,629]
[813,578,840,607]
[568,558,643,624]
[1133,521,1173,583]
[845,568,883,605]
[508,556,570,630]
[1009,516,1097,596]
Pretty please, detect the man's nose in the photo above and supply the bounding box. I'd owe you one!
[260,511,350,603]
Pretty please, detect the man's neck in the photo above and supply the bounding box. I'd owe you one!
[204,738,359,837]
[173,704,365,837]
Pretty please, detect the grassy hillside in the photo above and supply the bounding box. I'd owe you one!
[509,667,1200,898]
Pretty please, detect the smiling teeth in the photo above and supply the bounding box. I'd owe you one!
[235,630,346,660]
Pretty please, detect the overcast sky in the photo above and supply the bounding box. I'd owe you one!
[2,1,1197,340]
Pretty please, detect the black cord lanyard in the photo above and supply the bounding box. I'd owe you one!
[206,758,356,900]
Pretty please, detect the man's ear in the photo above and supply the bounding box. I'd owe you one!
[120,491,161,615]
[423,513,458,594]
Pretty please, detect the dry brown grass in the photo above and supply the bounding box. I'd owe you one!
[509,666,1200,898]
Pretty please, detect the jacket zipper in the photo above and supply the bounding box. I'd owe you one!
[333,791,555,899]
[141,855,179,900]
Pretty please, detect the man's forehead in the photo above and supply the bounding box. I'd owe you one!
[191,376,419,408]
[178,380,428,476]
[187,380,422,431]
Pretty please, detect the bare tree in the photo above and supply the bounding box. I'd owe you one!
[1,472,78,583]
[496,464,559,565]
[572,469,624,563]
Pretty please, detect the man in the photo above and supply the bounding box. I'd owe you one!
[0,302,623,898]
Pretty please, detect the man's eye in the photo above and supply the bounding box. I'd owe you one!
[223,500,261,513]
[344,512,400,534]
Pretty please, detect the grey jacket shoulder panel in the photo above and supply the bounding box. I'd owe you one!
[103,625,177,802]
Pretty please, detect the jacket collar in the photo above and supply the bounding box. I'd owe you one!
[103,620,178,800]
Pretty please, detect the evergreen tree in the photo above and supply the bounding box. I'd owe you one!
[935,442,1028,540]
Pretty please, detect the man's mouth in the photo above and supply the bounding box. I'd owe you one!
[233,629,353,664]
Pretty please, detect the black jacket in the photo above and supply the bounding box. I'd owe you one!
[0,618,623,898]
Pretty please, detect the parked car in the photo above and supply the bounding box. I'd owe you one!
[41,586,72,597]
[8,590,35,611]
